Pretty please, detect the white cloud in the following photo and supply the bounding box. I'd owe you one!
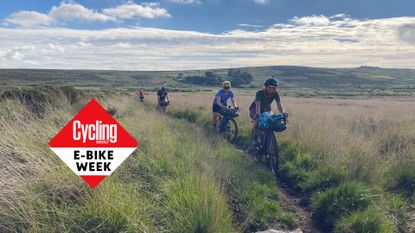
[48,43,66,53]
[103,2,171,19]
[254,0,269,5]
[49,2,115,23]
[238,23,264,28]
[4,1,170,27]
[291,15,330,26]
[166,0,201,4]
[399,24,415,45]
[0,15,414,70]
[5,50,25,61]
[5,11,54,27]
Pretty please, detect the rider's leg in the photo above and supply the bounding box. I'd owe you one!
[251,119,259,145]
[212,104,221,128]
[212,112,219,128]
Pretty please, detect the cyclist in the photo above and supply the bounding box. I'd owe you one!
[157,87,170,113]
[249,77,287,144]
[212,81,239,129]
[138,89,144,102]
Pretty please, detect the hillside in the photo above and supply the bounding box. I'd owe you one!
[1,66,415,96]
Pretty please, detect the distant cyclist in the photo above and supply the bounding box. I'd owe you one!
[212,81,239,129]
[249,77,287,144]
[157,87,170,113]
[138,89,144,102]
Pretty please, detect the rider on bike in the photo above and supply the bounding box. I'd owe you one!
[212,81,239,129]
[249,76,287,144]
[157,87,170,112]
[138,89,144,101]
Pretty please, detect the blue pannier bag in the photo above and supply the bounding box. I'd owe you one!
[259,113,287,132]
[258,112,272,129]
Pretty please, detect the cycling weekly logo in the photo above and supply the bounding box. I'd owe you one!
[48,99,138,188]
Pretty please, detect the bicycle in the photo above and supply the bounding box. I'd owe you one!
[214,107,239,144]
[157,100,170,113]
[252,113,288,176]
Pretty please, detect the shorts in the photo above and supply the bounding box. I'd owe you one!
[212,103,221,113]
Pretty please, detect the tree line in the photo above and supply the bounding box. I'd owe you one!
[175,69,253,87]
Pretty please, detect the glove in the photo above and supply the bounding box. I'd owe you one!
[235,106,240,111]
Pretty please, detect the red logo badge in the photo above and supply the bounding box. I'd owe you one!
[48,99,139,188]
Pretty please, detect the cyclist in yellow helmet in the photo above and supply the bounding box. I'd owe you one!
[212,81,239,128]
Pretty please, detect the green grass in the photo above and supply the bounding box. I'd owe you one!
[0,90,298,232]
[335,207,396,233]
[310,181,374,230]
[164,102,411,232]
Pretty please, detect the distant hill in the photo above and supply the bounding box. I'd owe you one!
[1,66,414,97]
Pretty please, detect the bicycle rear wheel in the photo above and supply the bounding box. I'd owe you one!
[225,118,238,144]
[267,133,279,176]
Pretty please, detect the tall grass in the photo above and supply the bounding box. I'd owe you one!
[155,92,415,232]
[0,89,296,232]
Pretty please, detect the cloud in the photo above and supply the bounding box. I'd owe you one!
[0,15,414,70]
[291,15,330,26]
[254,0,269,5]
[49,2,115,23]
[238,23,264,28]
[398,24,415,45]
[166,0,201,4]
[5,11,54,27]
[4,1,170,27]
[5,50,25,61]
[103,2,171,19]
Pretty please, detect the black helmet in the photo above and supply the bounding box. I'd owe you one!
[264,76,278,86]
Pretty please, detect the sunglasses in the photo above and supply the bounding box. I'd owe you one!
[224,87,230,89]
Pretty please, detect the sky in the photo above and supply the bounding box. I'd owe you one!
[0,0,414,70]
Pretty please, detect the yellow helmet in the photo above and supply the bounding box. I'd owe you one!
[222,80,231,88]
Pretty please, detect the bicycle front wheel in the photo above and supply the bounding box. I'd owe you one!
[225,118,238,144]
[267,133,279,176]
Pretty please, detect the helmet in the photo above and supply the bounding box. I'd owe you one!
[222,81,231,88]
[264,77,278,87]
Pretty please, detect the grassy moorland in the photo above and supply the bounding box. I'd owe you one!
[1,66,415,97]
[1,64,415,232]
[0,87,297,232]
[153,92,415,232]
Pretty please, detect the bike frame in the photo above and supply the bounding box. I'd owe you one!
[219,113,229,132]
[258,128,274,155]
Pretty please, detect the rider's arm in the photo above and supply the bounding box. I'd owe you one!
[276,101,285,114]
[216,96,225,108]
[255,101,260,119]
[230,97,238,109]
[275,92,285,113]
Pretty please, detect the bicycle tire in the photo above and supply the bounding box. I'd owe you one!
[267,132,279,176]
[225,118,238,144]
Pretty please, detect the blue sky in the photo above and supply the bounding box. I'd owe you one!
[0,0,414,70]
[1,0,415,32]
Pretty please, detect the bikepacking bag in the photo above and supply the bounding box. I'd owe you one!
[258,112,273,129]
[259,113,287,132]
[222,108,239,118]
[269,114,287,132]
